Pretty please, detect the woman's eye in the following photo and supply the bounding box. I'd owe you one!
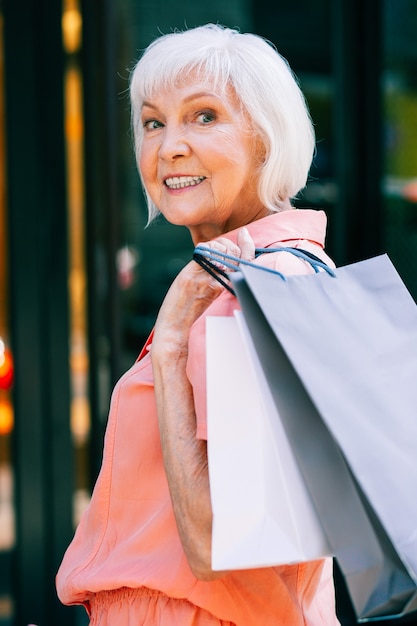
[196,111,216,124]
[143,119,163,131]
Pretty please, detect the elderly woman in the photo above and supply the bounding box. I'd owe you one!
[56,23,340,625]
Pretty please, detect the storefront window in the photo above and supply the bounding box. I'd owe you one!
[383,0,417,299]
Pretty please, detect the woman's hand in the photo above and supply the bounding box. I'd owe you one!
[153,227,255,354]
[151,228,254,580]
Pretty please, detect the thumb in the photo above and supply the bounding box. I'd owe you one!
[237,227,255,261]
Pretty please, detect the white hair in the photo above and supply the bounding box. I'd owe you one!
[130,23,316,222]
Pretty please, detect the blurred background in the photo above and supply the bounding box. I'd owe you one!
[0,0,416,624]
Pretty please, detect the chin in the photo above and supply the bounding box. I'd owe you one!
[162,215,191,227]
[160,210,200,228]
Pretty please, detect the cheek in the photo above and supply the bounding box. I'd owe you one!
[139,145,156,182]
[139,153,149,181]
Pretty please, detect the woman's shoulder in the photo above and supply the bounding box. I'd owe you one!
[254,240,335,276]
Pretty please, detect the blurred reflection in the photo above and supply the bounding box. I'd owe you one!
[116,245,140,290]
[63,0,91,525]
[0,338,13,438]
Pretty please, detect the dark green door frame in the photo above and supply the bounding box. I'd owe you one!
[3,0,74,624]
[81,0,123,485]
[332,0,384,265]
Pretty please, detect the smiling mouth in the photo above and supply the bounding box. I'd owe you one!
[164,176,206,189]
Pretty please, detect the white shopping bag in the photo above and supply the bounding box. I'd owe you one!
[206,313,332,571]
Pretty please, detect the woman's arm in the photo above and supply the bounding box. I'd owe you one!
[151,229,254,580]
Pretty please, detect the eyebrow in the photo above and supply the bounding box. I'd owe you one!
[141,101,157,110]
[182,91,222,103]
[141,91,222,110]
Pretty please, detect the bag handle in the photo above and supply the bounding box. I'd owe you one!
[193,244,335,296]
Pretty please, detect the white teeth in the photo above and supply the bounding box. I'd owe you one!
[165,176,205,189]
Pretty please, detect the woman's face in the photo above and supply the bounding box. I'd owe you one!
[139,77,268,243]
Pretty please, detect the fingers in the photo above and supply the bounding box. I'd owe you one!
[202,228,255,262]
[194,228,255,279]
[201,238,240,272]
[210,238,240,258]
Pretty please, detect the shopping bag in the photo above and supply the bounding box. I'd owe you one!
[206,313,332,570]
[206,311,415,622]
[225,253,417,622]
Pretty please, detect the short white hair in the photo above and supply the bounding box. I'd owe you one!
[130,23,315,222]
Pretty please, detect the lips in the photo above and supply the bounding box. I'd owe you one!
[164,176,206,189]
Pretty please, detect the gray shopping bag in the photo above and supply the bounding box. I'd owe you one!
[230,254,417,622]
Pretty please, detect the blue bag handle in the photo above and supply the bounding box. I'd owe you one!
[193,244,335,296]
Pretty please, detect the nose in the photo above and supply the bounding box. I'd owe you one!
[158,123,191,161]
